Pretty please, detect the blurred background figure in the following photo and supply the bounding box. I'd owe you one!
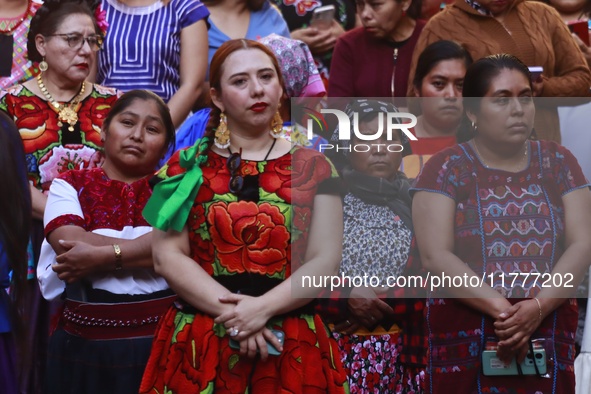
[402,39,472,179]
[204,0,290,70]
[413,53,591,394]
[0,112,31,394]
[273,0,358,87]
[0,0,41,89]
[408,0,591,143]
[96,0,209,128]
[0,0,120,391]
[419,0,444,20]
[38,90,176,394]
[545,0,591,66]
[329,0,425,98]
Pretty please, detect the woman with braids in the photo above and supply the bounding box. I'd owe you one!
[0,112,31,394]
[0,0,119,390]
[139,39,347,393]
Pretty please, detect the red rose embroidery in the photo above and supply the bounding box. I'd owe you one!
[208,201,289,275]
[12,96,60,154]
[260,148,333,204]
[188,205,215,273]
[165,314,219,393]
[78,95,116,146]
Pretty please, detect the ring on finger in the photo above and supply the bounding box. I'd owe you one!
[229,327,240,337]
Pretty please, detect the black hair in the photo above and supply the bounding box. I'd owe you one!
[406,0,422,21]
[457,53,533,142]
[412,40,473,91]
[102,90,176,153]
[28,0,101,62]
[0,112,31,357]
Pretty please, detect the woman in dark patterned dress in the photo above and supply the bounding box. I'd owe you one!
[412,54,591,394]
[139,39,348,393]
[327,99,426,393]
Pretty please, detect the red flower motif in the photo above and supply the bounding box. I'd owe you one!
[208,201,289,275]
[165,314,219,393]
[188,205,215,274]
[260,148,333,204]
[216,339,251,393]
[12,95,60,154]
[202,154,230,196]
[164,150,184,177]
[78,95,116,145]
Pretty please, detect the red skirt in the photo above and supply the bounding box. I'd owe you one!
[140,305,349,393]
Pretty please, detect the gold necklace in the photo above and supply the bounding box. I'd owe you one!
[37,73,86,132]
[472,139,528,170]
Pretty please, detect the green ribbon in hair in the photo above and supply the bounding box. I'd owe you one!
[143,138,209,232]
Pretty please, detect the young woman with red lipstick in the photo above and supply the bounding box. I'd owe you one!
[139,39,348,393]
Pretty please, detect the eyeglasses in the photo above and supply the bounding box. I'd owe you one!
[48,33,103,51]
[227,151,244,194]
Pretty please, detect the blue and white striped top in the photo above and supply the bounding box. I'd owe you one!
[97,0,209,102]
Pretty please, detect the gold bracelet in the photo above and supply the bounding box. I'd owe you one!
[113,244,123,271]
[533,297,542,321]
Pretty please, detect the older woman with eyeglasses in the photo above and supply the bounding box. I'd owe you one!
[0,0,119,391]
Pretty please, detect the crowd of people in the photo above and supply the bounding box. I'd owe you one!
[1,0,591,393]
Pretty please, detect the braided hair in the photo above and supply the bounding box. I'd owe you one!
[27,0,101,63]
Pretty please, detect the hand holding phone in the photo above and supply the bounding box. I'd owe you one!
[310,5,336,30]
[528,66,543,82]
[229,329,285,356]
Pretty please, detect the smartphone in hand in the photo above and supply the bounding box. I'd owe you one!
[229,329,285,356]
[528,66,543,82]
[310,5,336,30]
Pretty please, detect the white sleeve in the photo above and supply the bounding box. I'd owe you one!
[43,178,84,227]
[37,178,83,300]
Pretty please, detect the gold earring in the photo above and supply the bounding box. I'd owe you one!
[270,111,284,138]
[214,112,230,149]
[39,58,48,72]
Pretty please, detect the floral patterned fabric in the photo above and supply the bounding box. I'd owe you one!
[140,145,348,393]
[333,332,424,394]
[332,193,424,393]
[412,140,588,394]
[0,83,119,192]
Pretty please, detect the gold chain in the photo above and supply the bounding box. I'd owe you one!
[472,139,528,170]
[37,73,86,132]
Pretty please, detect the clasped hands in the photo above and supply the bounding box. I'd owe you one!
[493,298,542,364]
[333,287,394,334]
[214,293,283,361]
